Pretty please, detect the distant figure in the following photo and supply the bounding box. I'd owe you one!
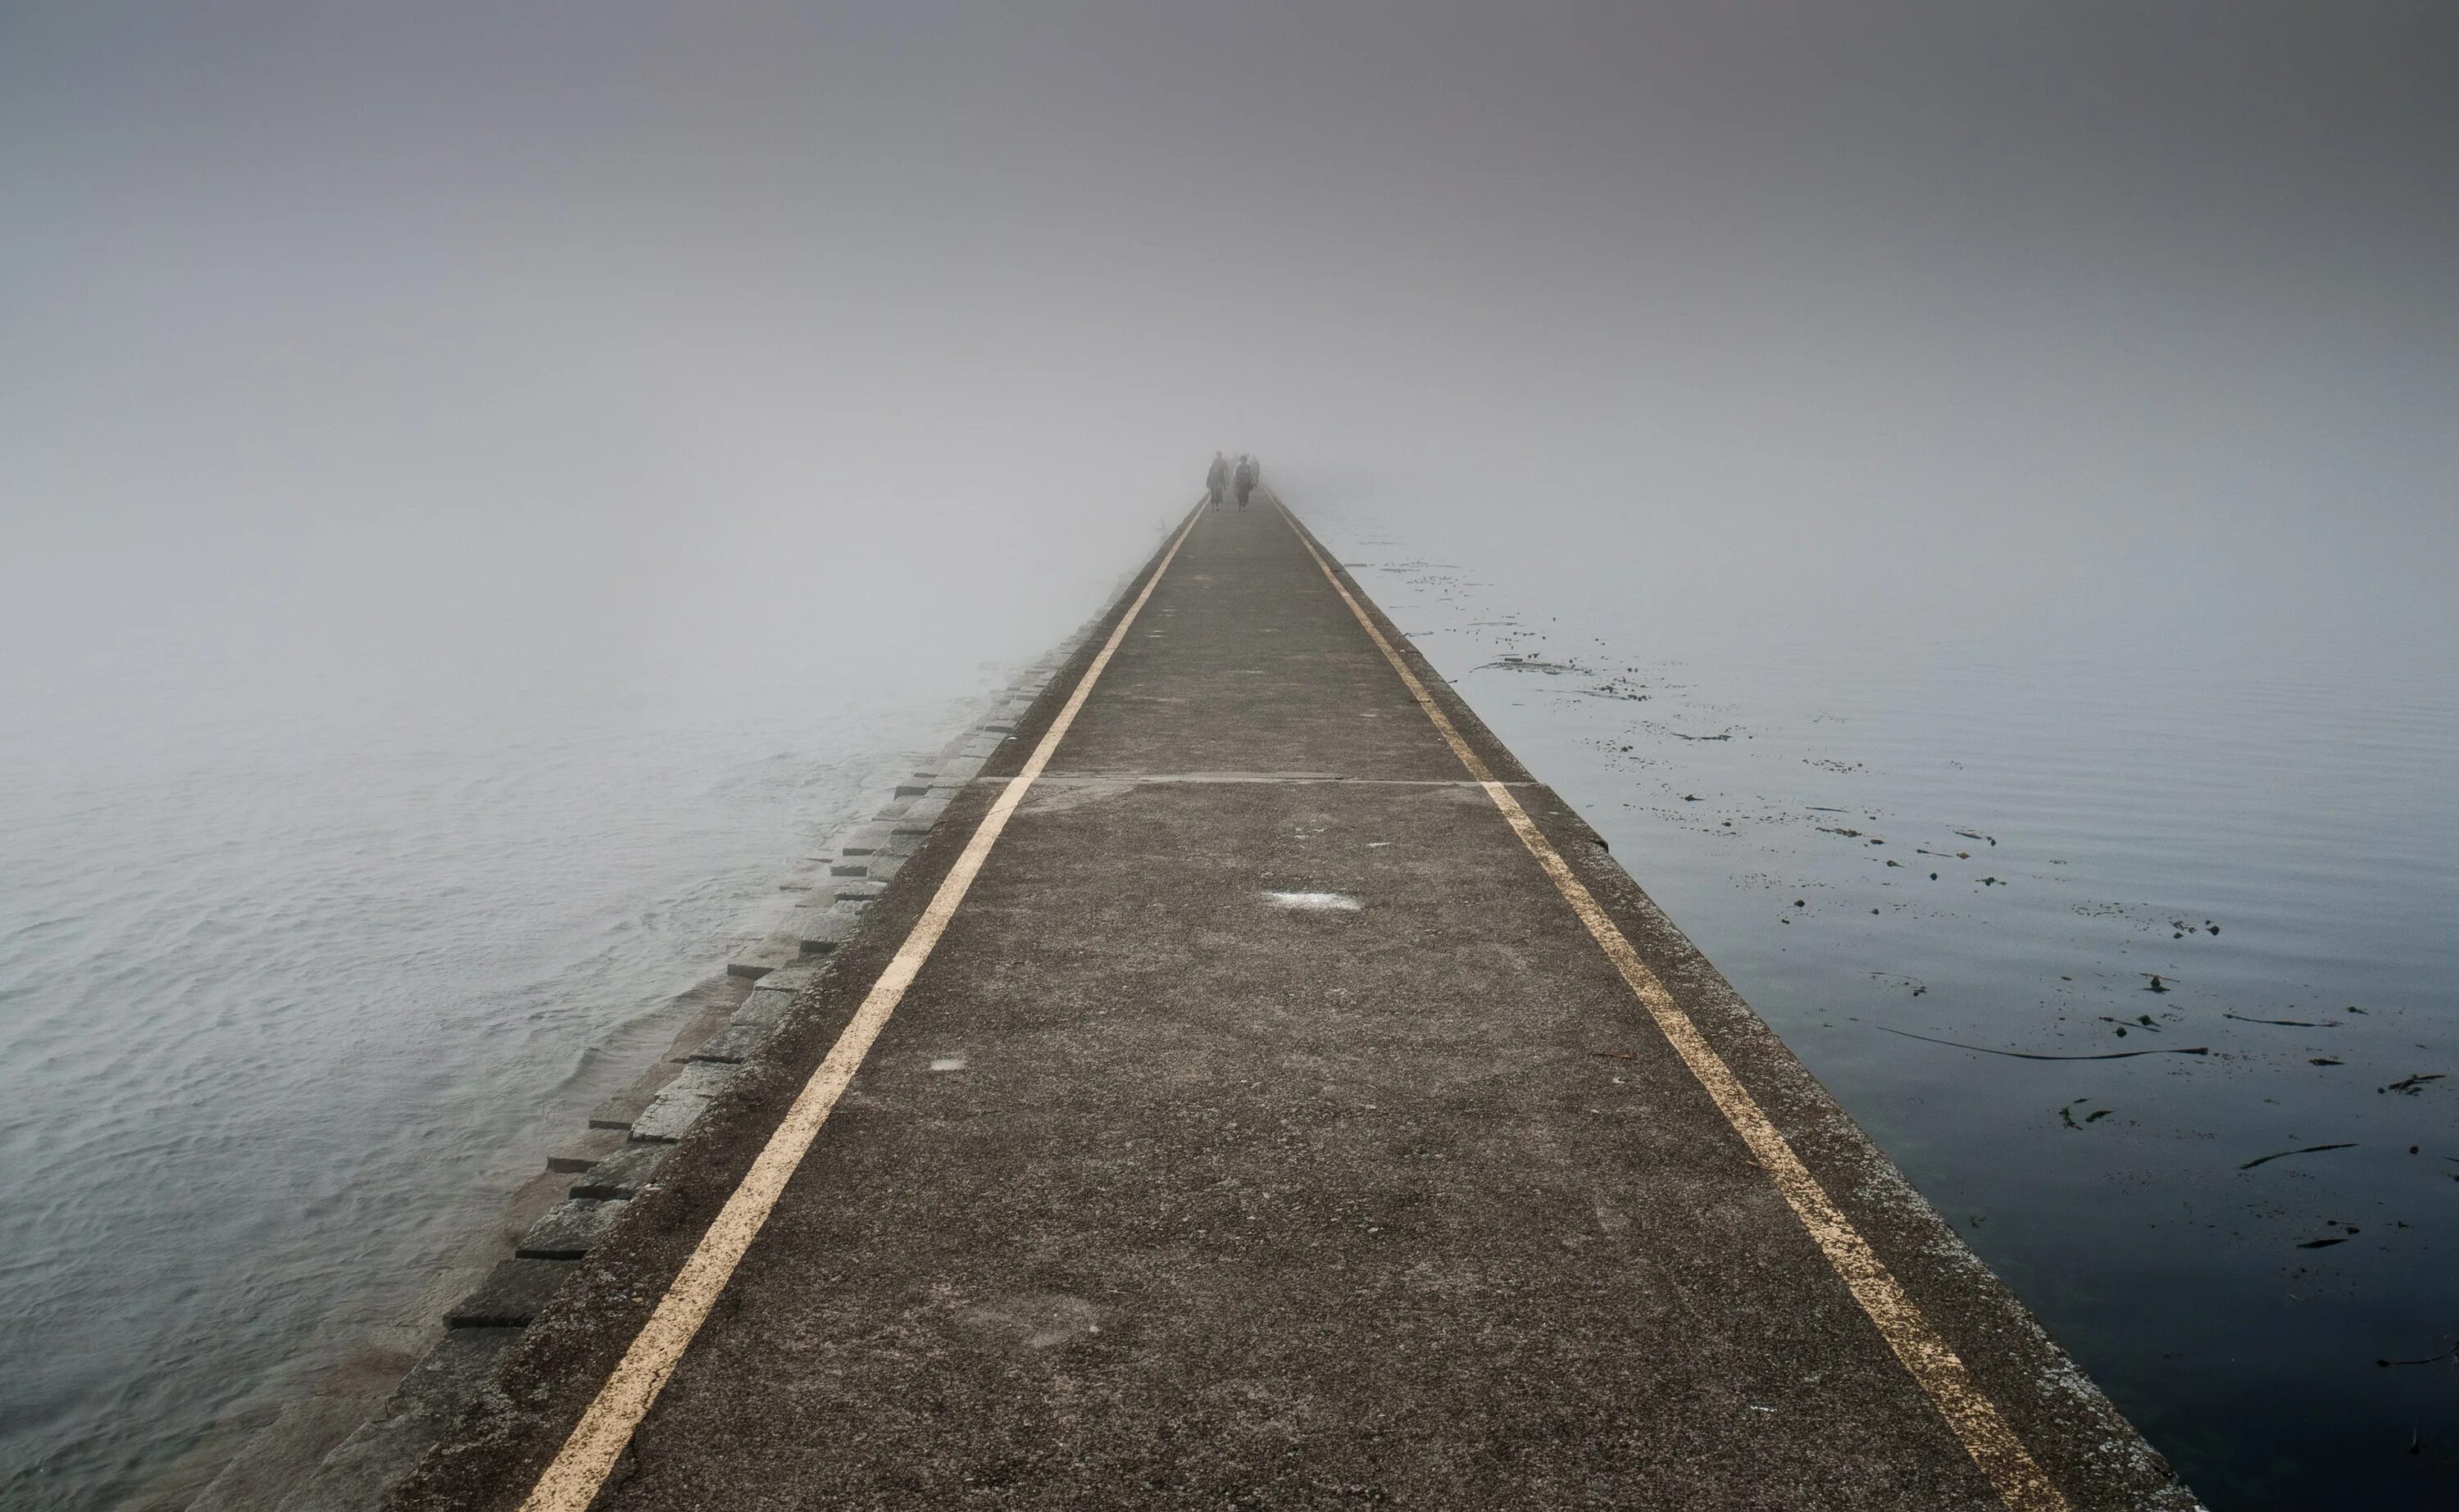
[1206,452,1229,508]
[1233,454,1259,509]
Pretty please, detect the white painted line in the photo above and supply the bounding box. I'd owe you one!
[1278,505,2070,1512]
[518,506,1206,1512]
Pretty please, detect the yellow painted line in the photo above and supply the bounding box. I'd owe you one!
[1277,506,2069,1512]
[519,507,1205,1512]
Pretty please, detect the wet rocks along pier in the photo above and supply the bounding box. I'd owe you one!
[380,499,2198,1510]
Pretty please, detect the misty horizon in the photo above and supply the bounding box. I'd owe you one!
[2,6,2453,1510]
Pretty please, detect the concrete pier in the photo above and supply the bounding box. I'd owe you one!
[396,502,2197,1510]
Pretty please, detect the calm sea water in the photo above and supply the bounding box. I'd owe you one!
[1308,502,2457,1510]
[0,633,1052,1509]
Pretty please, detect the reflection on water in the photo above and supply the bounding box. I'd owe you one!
[1311,507,2456,1511]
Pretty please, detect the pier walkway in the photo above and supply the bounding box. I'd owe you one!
[401,502,2193,1511]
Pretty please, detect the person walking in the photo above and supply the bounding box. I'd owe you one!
[1232,453,1259,509]
[1206,452,1229,508]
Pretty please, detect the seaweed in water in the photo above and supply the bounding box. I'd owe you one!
[2377,1344,2459,1369]
[2239,1142,2358,1170]
[1877,1026,2210,1060]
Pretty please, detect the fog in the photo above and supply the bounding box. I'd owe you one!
[4,5,2457,1507]
[7,2,2454,688]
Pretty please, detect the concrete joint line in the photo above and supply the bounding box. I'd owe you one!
[515,506,1207,1512]
[1032,773,1539,788]
[1276,503,2070,1512]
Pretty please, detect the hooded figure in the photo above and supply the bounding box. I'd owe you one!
[1206,452,1230,506]
[1232,454,1259,508]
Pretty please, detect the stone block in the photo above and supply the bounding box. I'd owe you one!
[732,997,790,1033]
[727,925,803,979]
[796,905,858,956]
[757,962,823,994]
[828,857,869,878]
[629,1060,739,1142]
[689,1021,773,1065]
[838,824,892,856]
[517,1198,627,1260]
[585,1089,655,1133]
[545,1127,625,1172]
[445,1257,569,1328]
[569,1141,671,1199]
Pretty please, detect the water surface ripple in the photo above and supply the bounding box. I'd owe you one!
[0,650,996,1510]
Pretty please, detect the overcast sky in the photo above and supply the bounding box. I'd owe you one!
[5,2,2453,679]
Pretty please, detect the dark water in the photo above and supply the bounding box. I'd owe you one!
[1307,504,2457,1509]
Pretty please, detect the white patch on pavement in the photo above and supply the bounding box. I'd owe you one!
[929,1056,968,1072]
[1264,891,1363,912]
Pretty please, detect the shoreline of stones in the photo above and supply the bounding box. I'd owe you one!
[187,627,1091,1512]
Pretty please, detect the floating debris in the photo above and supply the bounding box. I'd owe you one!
[2310,1057,2344,1067]
[2382,1074,2447,1096]
[2377,1344,2459,1369]
[2297,1237,2350,1250]
[1878,1027,2211,1060]
[2224,1012,2337,1028]
[1954,829,1998,847]
[1580,677,1652,702]
[2144,975,2172,993]
[1478,655,1588,676]
[2240,1143,2358,1170]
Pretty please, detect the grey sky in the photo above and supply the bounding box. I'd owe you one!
[5,2,2453,668]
